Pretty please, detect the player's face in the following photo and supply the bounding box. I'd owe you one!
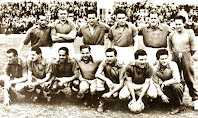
[106,52,116,64]
[116,13,127,26]
[81,48,91,61]
[58,10,68,21]
[87,14,97,26]
[58,50,68,62]
[29,51,40,62]
[175,19,184,32]
[159,55,168,66]
[150,13,159,27]
[7,52,17,64]
[38,16,47,28]
[68,13,74,22]
[136,55,147,68]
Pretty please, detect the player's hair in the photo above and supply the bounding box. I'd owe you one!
[58,47,69,55]
[156,49,168,60]
[80,44,91,52]
[58,8,68,13]
[38,14,47,20]
[87,9,97,17]
[114,8,127,16]
[134,49,147,59]
[148,10,159,17]
[175,15,186,23]
[31,46,42,55]
[7,48,18,57]
[68,10,74,14]
[105,48,117,56]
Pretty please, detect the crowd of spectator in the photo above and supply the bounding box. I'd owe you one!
[111,1,198,35]
[0,1,198,35]
[0,0,97,34]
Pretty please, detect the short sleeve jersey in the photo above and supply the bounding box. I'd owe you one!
[24,26,52,47]
[28,58,51,79]
[140,24,172,48]
[52,58,79,78]
[5,58,27,79]
[51,20,76,43]
[77,22,110,45]
[77,57,102,80]
[126,62,153,84]
[100,60,125,84]
[108,22,138,47]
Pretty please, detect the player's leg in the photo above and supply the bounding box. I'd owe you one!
[146,79,158,100]
[119,84,131,100]
[77,80,90,98]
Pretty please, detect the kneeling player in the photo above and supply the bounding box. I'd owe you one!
[76,45,102,106]
[125,49,157,112]
[77,45,102,105]
[49,47,80,100]
[95,48,126,112]
[0,49,28,105]
[26,46,52,102]
[153,49,184,114]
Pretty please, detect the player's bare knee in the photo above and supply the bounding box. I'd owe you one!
[79,81,89,93]
[90,83,97,94]
[119,93,130,100]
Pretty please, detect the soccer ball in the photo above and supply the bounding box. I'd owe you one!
[128,101,145,113]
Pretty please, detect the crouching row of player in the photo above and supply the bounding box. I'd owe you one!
[0,45,184,114]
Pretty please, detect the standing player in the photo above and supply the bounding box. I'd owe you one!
[168,15,198,110]
[76,44,103,106]
[153,49,184,114]
[0,49,28,105]
[125,49,156,112]
[49,47,80,100]
[51,8,77,59]
[18,14,52,59]
[108,8,138,64]
[77,9,110,59]
[26,46,52,102]
[139,10,173,65]
[95,48,127,112]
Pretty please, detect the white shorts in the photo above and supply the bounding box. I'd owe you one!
[89,45,105,60]
[81,79,97,85]
[40,47,53,61]
[123,79,157,98]
[139,46,168,65]
[113,46,135,65]
[96,79,105,91]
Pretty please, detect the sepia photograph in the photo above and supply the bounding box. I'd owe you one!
[0,0,198,117]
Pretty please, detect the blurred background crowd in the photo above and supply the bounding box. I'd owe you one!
[0,0,198,35]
